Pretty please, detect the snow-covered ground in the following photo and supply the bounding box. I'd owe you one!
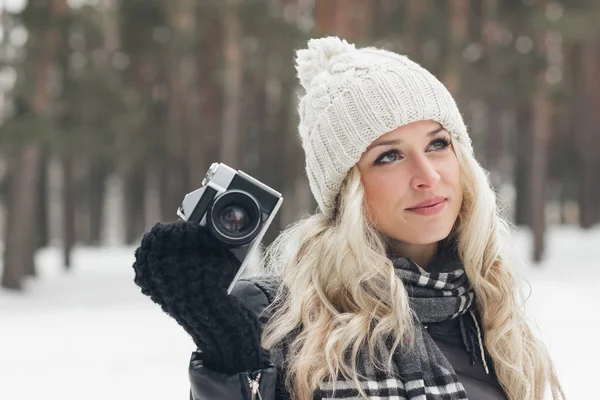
[0,226,598,399]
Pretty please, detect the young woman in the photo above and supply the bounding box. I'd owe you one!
[133,36,564,400]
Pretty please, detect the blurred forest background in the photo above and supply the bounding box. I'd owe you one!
[1,0,599,290]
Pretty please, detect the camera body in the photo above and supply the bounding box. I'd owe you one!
[177,162,283,293]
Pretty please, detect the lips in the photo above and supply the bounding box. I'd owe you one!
[406,196,447,210]
[406,196,447,216]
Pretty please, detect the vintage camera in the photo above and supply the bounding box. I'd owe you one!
[177,162,283,293]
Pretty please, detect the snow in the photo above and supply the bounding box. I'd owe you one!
[511,226,600,399]
[1,226,598,399]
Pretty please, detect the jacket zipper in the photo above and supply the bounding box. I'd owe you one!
[248,371,262,400]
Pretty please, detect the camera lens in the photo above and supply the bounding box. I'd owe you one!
[219,205,249,234]
[208,190,262,246]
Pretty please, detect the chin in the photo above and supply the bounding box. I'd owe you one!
[394,223,454,245]
[408,233,450,245]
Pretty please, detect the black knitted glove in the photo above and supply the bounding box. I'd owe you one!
[132,221,270,374]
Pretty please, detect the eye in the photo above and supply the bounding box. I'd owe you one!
[427,137,450,152]
[374,149,403,165]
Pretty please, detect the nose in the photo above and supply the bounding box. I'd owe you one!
[409,154,441,190]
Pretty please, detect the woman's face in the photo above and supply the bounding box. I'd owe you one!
[356,120,463,246]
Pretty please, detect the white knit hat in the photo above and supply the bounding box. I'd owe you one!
[296,36,472,217]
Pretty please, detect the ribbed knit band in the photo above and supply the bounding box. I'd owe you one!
[296,37,472,217]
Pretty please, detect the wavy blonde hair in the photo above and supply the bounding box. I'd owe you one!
[259,136,564,400]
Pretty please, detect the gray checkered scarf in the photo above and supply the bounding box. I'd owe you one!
[317,244,487,400]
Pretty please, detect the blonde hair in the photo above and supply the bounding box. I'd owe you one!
[260,137,564,400]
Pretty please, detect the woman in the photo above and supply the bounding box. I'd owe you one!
[133,37,564,400]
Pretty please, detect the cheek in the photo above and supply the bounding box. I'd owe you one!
[364,184,389,212]
[361,170,409,214]
[440,155,463,201]
[450,159,462,191]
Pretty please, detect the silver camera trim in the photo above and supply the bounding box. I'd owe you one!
[226,194,283,294]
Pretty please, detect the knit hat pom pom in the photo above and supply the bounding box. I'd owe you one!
[296,36,356,91]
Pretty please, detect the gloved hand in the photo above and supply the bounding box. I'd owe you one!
[132,221,270,374]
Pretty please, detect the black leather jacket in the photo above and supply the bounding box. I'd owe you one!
[188,277,506,399]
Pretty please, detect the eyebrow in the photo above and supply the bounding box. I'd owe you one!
[365,126,445,152]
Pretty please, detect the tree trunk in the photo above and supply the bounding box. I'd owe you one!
[124,166,146,244]
[482,0,503,185]
[1,0,65,288]
[284,80,313,221]
[55,0,74,268]
[260,64,285,245]
[315,0,374,39]
[402,0,428,56]
[515,104,532,226]
[162,0,197,220]
[220,0,243,168]
[242,62,267,177]
[443,0,470,95]
[85,0,117,243]
[196,11,222,183]
[36,149,50,251]
[62,155,75,269]
[2,146,42,290]
[529,0,556,263]
[170,0,203,189]
[28,147,49,276]
[530,93,551,262]
[87,160,107,245]
[579,40,600,228]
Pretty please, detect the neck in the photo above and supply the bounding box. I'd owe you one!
[387,240,439,268]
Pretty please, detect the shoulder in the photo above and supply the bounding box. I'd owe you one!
[230,275,283,322]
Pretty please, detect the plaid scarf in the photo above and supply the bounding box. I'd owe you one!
[317,245,484,400]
